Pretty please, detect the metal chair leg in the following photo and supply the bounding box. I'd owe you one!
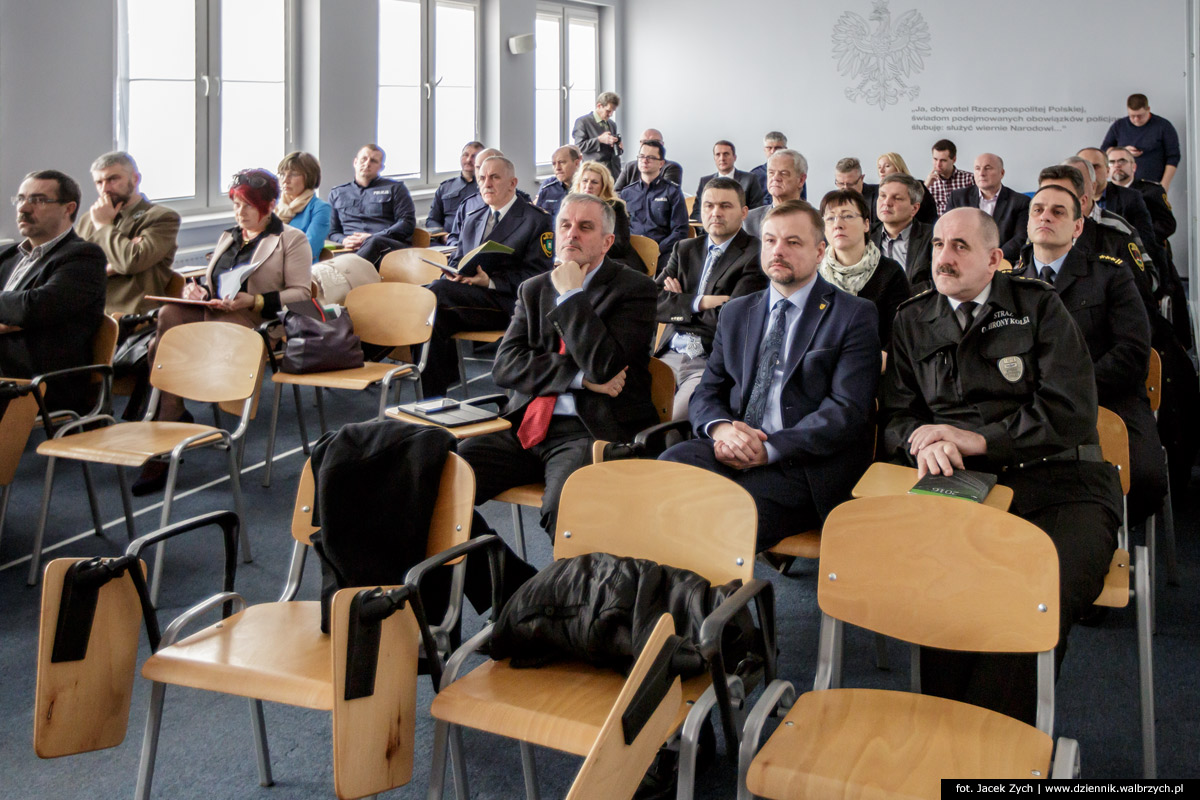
[263,383,284,488]
[249,698,274,787]
[116,466,137,541]
[27,457,58,586]
[315,388,328,435]
[149,457,184,606]
[455,340,470,399]
[292,384,310,455]
[228,445,252,563]
[510,504,528,561]
[426,719,451,800]
[134,682,167,800]
[1161,449,1179,586]
[449,723,470,800]
[519,742,541,800]
[81,462,105,537]
[1134,546,1157,778]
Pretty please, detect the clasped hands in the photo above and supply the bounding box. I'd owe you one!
[908,424,987,477]
[711,420,769,470]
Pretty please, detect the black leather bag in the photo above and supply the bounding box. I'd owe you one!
[279,309,364,374]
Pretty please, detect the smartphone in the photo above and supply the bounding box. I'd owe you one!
[415,398,460,413]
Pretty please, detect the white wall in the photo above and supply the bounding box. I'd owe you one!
[620,0,1192,265]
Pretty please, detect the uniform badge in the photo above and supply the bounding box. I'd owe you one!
[1128,243,1144,271]
[540,232,554,258]
[998,356,1024,382]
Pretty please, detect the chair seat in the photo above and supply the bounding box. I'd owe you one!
[767,530,821,560]
[747,688,1052,800]
[430,657,711,756]
[1094,548,1131,609]
[452,330,504,344]
[272,361,415,390]
[142,601,334,711]
[37,421,224,467]
[495,483,545,508]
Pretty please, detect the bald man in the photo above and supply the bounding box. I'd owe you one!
[534,145,582,218]
[613,128,683,190]
[946,153,1029,262]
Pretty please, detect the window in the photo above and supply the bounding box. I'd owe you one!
[535,5,599,167]
[118,0,288,208]
[377,0,478,185]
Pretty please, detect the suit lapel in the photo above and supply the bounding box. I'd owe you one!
[703,233,747,293]
[782,277,834,381]
[992,186,1011,222]
[488,201,522,243]
[10,232,76,292]
[739,291,768,405]
[1053,248,1086,297]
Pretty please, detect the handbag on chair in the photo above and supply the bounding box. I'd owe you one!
[279,308,365,374]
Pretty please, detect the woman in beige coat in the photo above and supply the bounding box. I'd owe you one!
[135,168,311,493]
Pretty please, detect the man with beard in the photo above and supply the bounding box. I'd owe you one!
[75,151,180,315]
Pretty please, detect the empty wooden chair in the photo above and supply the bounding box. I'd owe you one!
[629,234,660,277]
[380,247,447,285]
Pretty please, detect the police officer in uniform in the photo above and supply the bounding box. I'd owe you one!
[1014,185,1166,523]
[445,148,533,247]
[327,144,416,266]
[618,138,689,273]
[534,145,582,219]
[425,141,483,235]
[1107,147,1177,250]
[881,208,1121,725]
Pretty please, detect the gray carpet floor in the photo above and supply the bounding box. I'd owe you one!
[1,352,1196,799]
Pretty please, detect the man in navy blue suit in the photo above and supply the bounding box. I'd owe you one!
[423,155,554,396]
[660,200,881,550]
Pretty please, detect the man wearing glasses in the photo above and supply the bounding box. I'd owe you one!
[618,139,689,273]
[0,170,106,412]
[613,129,683,191]
[1106,146,1176,249]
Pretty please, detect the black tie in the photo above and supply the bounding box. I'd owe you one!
[957,301,978,333]
[1040,266,1055,286]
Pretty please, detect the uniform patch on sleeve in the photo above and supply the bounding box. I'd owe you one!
[540,232,554,258]
[1128,243,1145,271]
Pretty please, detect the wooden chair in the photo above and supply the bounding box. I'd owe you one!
[262,282,435,487]
[497,356,675,559]
[380,247,447,285]
[31,322,264,600]
[684,195,695,217]
[412,227,432,248]
[424,459,776,800]
[739,494,1081,799]
[630,234,660,277]
[1144,348,1178,587]
[564,614,684,800]
[1094,406,1157,778]
[0,385,41,548]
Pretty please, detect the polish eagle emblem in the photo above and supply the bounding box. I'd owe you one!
[832,0,931,109]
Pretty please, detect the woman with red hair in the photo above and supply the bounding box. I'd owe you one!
[134,168,312,493]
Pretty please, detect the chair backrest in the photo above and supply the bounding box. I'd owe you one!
[566,614,682,800]
[411,227,432,248]
[164,271,186,299]
[818,495,1059,654]
[1096,406,1131,496]
[343,282,437,348]
[648,356,675,423]
[34,558,145,757]
[150,321,266,404]
[684,195,695,216]
[380,248,447,285]
[555,460,757,585]
[0,390,39,486]
[629,235,659,277]
[1145,349,1162,413]
[329,586,419,798]
[292,453,473,558]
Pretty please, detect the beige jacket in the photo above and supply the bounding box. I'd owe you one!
[206,222,312,325]
[75,193,181,315]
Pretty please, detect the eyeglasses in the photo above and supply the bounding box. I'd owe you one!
[636,155,662,162]
[1108,158,1134,166]
[231,171,271,189]
[10,195,66,208]
[823,213,862,224]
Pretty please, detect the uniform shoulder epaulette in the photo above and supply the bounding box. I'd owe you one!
[896,286,936,310]
[1010,274,1054,290]
[1097,253,1126,267]
[528,203,550,215]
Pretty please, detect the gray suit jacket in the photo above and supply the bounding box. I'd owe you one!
[571,113,623,179]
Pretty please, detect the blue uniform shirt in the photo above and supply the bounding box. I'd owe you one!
[327,177,416,245]
[535,177,571,219]
[426,173,479,232]
[618,174,689,255]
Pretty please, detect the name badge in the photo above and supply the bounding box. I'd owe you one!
[998,356,1024,382]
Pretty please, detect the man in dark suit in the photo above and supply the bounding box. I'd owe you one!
[660,201,880,550]
[571,91,623,181]
[422,155,554,396]
[458,192,657,544]
[750,131,790,200]
[1077,148,1157,251]
[0,170,105,413]
[870,174,933,290]
[1014,185,1166,522]
[835,157,878,227]
[656,177,766,419]
[690,140,766,220]
[1107,147,1176,246]
[947,153,1030,263]
[613,128,683,191]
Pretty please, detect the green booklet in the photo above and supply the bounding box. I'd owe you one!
[908,469,998,503]
[454,240,516,277]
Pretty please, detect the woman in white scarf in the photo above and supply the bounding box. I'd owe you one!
[818,190,910,358]
[277,151,332,262]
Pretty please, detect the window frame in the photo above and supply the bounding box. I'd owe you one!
[535,2,600,170]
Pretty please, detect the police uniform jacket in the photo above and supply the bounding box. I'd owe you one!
[534,177,570,218]
[653,228,766,357]
[445,189,532,246]
[75,193,180,315]
[869,218,933,291]
[1074,216,1155,315]
[881,272,1103,468]
[946,185,1030,264]
[450,197,553,298]
[618,175,689,256]
[327,177,415,245]
[614,159,683,192]
[690,170,766,220]
[1098,182,1157,250]
[1129,178,1176,244]
[425,174,478,232]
